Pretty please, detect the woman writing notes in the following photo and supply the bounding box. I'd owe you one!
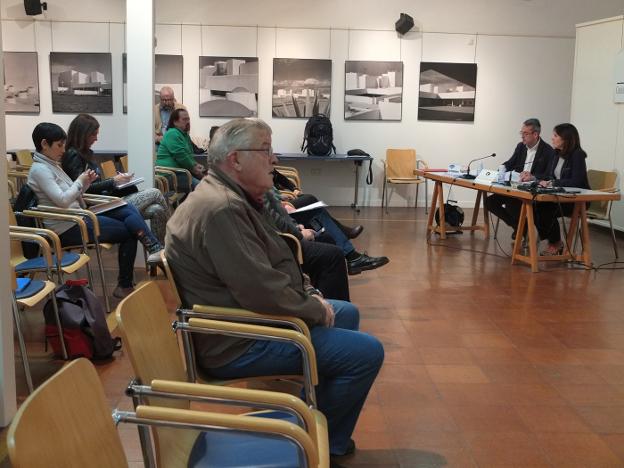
[62,113,170,244]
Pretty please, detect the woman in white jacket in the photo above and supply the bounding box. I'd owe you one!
[27,122,162,299]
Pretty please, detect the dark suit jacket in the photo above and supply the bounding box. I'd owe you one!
[547,148,590,189]
[504,139,555,180]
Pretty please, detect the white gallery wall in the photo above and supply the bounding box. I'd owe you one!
[3,0,622,207]
[571,16,624,231]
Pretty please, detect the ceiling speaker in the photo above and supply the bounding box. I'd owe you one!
[24,0,46,16]
[395,13,414,35]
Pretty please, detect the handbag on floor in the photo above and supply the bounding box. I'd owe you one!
[44,279,121,359]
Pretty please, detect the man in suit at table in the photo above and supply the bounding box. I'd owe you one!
[485,118,555,239]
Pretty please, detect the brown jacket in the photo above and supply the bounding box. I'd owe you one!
[153,101,186,137]
[164,167,325,369]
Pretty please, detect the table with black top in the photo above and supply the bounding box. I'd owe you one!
[276,153,373,211]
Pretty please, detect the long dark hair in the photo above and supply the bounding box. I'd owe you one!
[553,123,582,158]
[166,108,188,131]
[66,113,100,159]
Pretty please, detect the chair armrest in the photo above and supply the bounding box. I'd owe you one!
[22,209,90,250]
[146,379,318,441]
[7,170,29,180]
[188,305,311,341]
[278,232,304,264]
[33,205,101,238]
[83,193,122,202]
[10,226,63,263]
[132,405,319,468]
[175,317,318,387]
[9,231,54,275]
[156,166,192,191]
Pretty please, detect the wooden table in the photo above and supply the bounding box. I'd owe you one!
[421,171,621,272]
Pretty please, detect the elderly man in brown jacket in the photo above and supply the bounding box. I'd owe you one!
[165,118,384,459]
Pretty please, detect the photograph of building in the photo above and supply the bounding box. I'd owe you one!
[2,52,39,114]
[199,56,258,117]
[418,62,478,122]
[345,61,403,121]
[272,58,331,118]
[49,52,112,113]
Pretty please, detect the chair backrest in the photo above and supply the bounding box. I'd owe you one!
[386,149,417,179]
[116,281,188,399]
[119,155,129,172]
[161,250,182,306]
[15,150,33,167]
[7,358,128,468]
[100,160,117,179]
[7,204,26,266]
[115,281,198,468]
[587,169,618,218]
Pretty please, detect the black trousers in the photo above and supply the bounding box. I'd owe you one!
[301,239,350,302]
[485,194,522,231]
[533,202,574,244]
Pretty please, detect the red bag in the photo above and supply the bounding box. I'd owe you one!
[45,325,93,359]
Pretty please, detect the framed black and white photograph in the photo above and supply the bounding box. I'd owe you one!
[3,52,40,114]
[418,62,477,122]
[272,58,331,118]
[50,52,112,114]
[344,61,403,121]
[199,56,258,117]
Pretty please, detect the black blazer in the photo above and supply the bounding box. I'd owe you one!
[62,148,137,196]
[546,148,590,189]
[504,139,555,180]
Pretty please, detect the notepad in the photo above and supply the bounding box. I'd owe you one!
[89,198,128,215]
[116,177,144,190]
[291,201,328,214]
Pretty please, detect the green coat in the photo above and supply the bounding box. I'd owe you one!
[155,127,195,171]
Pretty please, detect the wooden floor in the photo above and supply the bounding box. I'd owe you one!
[7,206,624,467]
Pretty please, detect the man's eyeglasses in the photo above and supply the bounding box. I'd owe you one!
[237,147,274,158]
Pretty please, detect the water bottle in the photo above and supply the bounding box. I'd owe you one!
[476,161,484,177]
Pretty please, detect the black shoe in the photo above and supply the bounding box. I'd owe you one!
[346,225,364,239]
[347,253,389,275]
[331,439,356,460]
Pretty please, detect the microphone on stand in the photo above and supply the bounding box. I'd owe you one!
[460,153,496,179]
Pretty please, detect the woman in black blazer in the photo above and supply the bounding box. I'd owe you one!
[535,123,590,255]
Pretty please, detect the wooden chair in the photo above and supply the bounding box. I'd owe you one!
[14,149,33,171]
[119,154,129,172]
[23,206,112,311]
[160,253,313,397]
[382,149,428,214]
[155,167,190,207]
[10,254,66,394]
[586,169,619,258]
[100,160,118,179]
[116,281,328,468]
[9,205,91,284]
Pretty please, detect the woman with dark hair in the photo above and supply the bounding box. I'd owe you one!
[28,122,163,299]
[535,123,590,255]
[155,108,204,189]
[62,113,170,244]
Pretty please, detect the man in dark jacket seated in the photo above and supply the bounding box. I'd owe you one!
[485,118,555,239]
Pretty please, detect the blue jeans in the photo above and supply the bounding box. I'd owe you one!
[59,205,158,288]
[293,208,355,256]
[209,300,384,455]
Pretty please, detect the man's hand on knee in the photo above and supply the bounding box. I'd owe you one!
[314,296,335,327]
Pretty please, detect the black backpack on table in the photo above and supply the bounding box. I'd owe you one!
[301,114,336,156]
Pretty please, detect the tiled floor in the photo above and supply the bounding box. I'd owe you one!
[8,206,624,467]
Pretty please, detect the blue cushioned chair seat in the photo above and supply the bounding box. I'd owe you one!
[15,252,82,272]
[15,279,47,300]
[187,411,304,468]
